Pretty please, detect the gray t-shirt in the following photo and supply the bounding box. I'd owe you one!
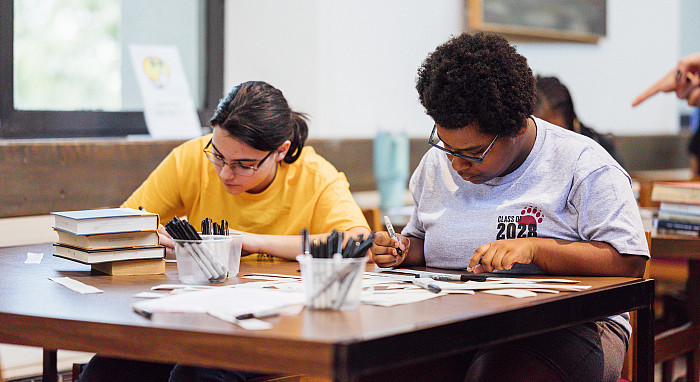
[403,117,648,334]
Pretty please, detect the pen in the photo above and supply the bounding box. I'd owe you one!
[412,277,441,293]
[133,305,153,319]
[235,308,280,320]
[383,215,403,257]
[429,274,487,282]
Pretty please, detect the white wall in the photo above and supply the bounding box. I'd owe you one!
[517,0,680,135]
[225,0,682,138]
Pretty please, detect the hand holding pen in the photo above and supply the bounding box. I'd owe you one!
[369,216,408,268]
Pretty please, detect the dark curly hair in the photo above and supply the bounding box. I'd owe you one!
[416,32,536,137]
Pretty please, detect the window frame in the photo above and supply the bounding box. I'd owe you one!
[0,0,224,138]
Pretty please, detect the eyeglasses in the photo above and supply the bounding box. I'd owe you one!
[203,139,274,176]
[428,124,499,164]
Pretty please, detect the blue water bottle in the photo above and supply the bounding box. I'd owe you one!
[373,131,409,212]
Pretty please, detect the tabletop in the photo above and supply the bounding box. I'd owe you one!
[0,243,654,382]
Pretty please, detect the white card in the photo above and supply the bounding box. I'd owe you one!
[129,44,201,139]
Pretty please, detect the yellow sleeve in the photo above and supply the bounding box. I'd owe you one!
[309,171,369,234]
[121,149,187,222]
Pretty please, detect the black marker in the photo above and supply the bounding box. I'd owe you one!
[429,274,487,282]
[383,215,403,257]
[133,305,152,319]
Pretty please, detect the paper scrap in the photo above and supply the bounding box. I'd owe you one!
[25,252,44,264]
[134,287,305,314]
[49,277,103,294]
[486,277,580,284]
[361,289,446,307]
[483,289,537,298]
[207,307,273,330]
[134,292,167,298]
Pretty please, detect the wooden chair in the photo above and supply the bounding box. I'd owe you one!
[361,207,383,232]
[619,231,652,382]
[620,231,700,382]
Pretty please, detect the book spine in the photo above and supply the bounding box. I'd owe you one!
[655,219,700,232]
[656,211,700,225]
[656,227,700,237]
[651,186,700,205]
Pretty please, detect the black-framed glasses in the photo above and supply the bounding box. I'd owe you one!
[428,125,499,164]
[203,139,274,176]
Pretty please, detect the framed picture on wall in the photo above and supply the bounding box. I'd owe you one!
[466,0,606,43]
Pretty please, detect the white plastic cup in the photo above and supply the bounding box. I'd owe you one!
[296,254,368,310]
[173,234,243,284]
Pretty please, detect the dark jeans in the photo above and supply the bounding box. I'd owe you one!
[79,355,269,382]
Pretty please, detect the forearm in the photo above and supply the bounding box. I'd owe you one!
[532,238,646,277]
[243,226,371,261]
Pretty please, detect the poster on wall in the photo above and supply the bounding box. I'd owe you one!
[467,0,606,43]
[129,44,202,139]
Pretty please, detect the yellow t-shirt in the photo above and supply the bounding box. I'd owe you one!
[122,134,369,235]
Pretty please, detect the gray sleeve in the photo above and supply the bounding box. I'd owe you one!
[569,165,650,258]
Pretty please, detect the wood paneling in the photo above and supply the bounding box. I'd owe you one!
[0,138,428,218]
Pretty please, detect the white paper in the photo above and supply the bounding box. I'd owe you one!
[129,44,201,139]
[361,289,446,307]
[25,252,44,264]
[483,289,538,298]
[134,286,305,314]
[133,292,167,299]
[207,308,273,330]
[49,277,103,294]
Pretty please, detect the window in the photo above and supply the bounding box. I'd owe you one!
[0,0,224,138]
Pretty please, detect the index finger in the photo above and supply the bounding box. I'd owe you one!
[467,242,490,272]
[632,69,677,107]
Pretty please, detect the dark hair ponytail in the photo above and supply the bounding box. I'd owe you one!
[286,111,309,163]
[209,81,308,164]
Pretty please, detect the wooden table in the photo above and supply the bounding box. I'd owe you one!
[0,244,654,382]
[651,234,700,382]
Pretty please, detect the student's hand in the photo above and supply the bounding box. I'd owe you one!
[369,231,408,267]
[157,224,175,257]
[467,238,535,273]
[633,52,700,107]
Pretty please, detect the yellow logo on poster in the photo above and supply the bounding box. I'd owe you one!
[142,56,171,88]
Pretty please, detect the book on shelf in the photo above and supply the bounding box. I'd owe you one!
[54,244,165,264]
[51,207,159,235]
[655,219,700,233]
[651,181,700,205]
[658,201,700,216]
[55,229,159,250]
[657,210,700,225]
[91,258,166,276]
[656,227,700,237]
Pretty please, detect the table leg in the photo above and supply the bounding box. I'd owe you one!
[636,284,655,382]
[42,348,57,382]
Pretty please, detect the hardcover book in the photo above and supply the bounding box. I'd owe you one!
[55,229,159,250]
[658,201,700,216]
[54,244,165,264]
[651,182,700,205]
[51,207,159,235]
[91,258,166,276]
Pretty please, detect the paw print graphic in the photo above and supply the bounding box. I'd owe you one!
[520,206,543,225]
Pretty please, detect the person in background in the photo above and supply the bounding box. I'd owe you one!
[632,52,700,107]
[534,75,623,165]
[80,81,370,382]
[370,32,649,382]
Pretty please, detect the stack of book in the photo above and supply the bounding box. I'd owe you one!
[651,181,700,236]
[51,207,166,275]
